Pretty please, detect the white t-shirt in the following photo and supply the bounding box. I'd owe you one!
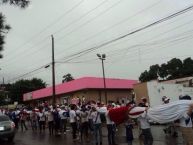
[76,110,81,121]
[59,109,68,120]
[179,113,192,127]
[38,112,46,121]
[105,111,114,125]
[46,111,53,122]
[80,111,88,123]
[69,110,76,123]
[138,112,150,129]
[91,111,101,124]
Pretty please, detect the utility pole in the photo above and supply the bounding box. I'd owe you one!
[101,58,107,104]
[52,35,56,106]
[97,54,107,104]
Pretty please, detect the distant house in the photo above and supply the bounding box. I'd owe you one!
[23,77,137,106]
[134,79,193,107]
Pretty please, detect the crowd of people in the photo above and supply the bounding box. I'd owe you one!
[0,100,131,145]
[0,96,193,145]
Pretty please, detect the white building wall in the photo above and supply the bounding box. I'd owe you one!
[147,81,191,107]
[183,87,193,97]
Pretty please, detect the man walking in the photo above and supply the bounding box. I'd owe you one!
[137,107,153,145]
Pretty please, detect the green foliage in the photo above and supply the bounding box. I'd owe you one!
[139,70,151,82]
[5,78,46,103]
[1,0,30,8]
[62,73,74,83]
[0,89,9,106]
[139,57,193,82]
[0,13,11,58]
[166,58,183,80]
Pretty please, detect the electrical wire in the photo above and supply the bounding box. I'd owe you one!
[6,4,193,82]
[1,0,85,63]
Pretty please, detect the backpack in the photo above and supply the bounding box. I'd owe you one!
[11,112,16,120]
[100,113,106,123]
[62,111,69,118]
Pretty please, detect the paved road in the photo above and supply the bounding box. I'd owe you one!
[0,125,184,145]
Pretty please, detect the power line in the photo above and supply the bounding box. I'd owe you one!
[7,4,193,82]
[50,0,162,60]
[45,4,193,64]
[1,0,85,63]
[52,0,109,35]
[2,0,182,67]
[55,4,193,62]
[12,31,193,82]
[56,0,127,41]
[0,0,109,67]
[7,63,51,83]
[59,29,193,65]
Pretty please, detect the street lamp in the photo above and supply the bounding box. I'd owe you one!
[97,53,107,104]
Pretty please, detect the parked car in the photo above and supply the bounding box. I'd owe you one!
[0,115,15,141]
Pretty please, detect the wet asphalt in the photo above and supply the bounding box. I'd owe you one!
[0,125,184,145]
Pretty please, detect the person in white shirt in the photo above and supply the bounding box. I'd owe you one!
[59,106,68,134]
[179,96,193,145]
[80,105,89,142]
[38,109,46,133]
[91,106,102,145]
[46,108,54,135]
[137,106,153,145]
[69,104,78,140]
[30,110,38,131]
[162,97,178,137]
[106,105,116,145]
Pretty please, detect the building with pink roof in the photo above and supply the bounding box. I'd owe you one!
[23,77,137,105]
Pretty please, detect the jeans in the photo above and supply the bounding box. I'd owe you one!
[142,128,153,145]
[60,119,67,132]
[13,119,19,129]
[39,121,45,132]
[48,121,54,135]
[71,122,77,139]
[88,119,94,131]
[80,122,89,141]
[93,123,102,145]
[21,120,28,131]
[31,120,37,131]
[107,124,116,145]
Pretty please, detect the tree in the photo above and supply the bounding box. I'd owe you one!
[166,58,183,80]
[1,0,30,8]
[0,0,29,58]
[182,57,193,77]
[62,73,74,83]
[158,63,168,80]
[0,89,9,106]
[148,64,159,80]
[139,70,150,82]
[139,57,193,82]
[6,78,46,103]
[0,13,11,58]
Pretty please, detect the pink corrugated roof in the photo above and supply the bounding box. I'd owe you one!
[23,77,137,101]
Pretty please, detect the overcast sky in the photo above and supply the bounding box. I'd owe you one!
[0,0,193,85]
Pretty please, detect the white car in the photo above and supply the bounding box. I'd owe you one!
[0,115,15,142]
